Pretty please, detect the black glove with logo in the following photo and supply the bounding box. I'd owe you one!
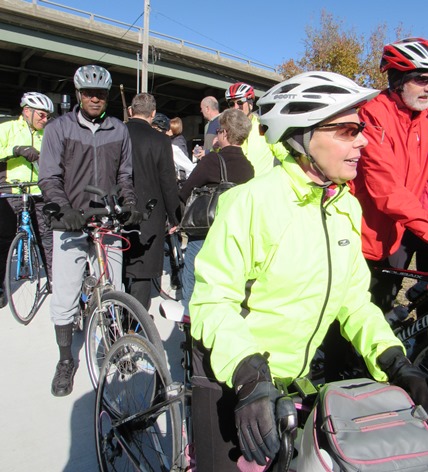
[123,204,143,226]
[60,206,86,232]
[13,146,40,163]
[378,346,428,411]
[233,353,282,466]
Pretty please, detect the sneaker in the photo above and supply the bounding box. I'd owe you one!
[51,359,76,397]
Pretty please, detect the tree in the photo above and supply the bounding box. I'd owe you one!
[279,11,411,89]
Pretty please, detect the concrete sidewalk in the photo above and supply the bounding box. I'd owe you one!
[0,288,184,471]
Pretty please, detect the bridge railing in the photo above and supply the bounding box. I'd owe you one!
[28,0,278,73]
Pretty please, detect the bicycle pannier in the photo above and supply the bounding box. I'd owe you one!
[298,378,428,471]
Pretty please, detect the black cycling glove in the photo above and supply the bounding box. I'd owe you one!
[60,206,86,232]
[123,204,143,226]
[378,346,428,411]
[13,145,40,163]
[233,353,282,466]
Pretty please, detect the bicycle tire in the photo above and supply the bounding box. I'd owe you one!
[95,334,182,472]
[154,232,184,302]
[5,232,41,325]
[85,290,164,389]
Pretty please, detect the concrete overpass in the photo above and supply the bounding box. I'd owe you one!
[0,0,282,138]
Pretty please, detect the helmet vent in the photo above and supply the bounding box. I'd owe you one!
[307,85,350,94]
[282,102,327,115]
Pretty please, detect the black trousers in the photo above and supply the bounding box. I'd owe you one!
[191,385,240,472]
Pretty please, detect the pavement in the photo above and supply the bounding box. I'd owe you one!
[0,284,184,472]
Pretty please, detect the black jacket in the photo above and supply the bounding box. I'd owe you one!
[179,145,254,203]
[125,118,181,278]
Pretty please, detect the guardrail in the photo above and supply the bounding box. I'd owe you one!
[27,0,278,73]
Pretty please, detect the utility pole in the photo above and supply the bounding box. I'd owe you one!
[141,0,150,93]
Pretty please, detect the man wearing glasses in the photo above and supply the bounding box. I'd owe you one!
[0,92,54,308]
[352,37,428,313]
[38,65,141,397]
[225,82,287,176]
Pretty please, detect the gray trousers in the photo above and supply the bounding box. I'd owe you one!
[51,230,123,326]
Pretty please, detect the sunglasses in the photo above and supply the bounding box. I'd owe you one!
[34,110,51,120]
[314,122,366,141]
[227,98,249,108]
[411,75,428,86]
[81,89,109,100]
[216,128,225,134]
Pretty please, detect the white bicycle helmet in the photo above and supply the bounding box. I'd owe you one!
[20,92,54,113]
[73,65,112,90]
[257,71,379,144]
[380,37,428,72]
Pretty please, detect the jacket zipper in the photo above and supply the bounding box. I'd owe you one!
[295,187,334,378]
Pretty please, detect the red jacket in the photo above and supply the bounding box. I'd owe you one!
[352,90,428,260]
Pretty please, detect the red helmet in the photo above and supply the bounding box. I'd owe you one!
[380,37,428,72]
[225,82,255,101]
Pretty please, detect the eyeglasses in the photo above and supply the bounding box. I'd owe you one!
[216,128,225,134]
[34,110,51,120]
[314,122,366,141]
[411,75,428,86]
[81,89,109,100]
[227,98,248,108]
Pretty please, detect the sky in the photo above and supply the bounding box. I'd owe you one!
[43,0,427,71]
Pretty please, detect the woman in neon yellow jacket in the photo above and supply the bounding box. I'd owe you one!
[189,72,428,471]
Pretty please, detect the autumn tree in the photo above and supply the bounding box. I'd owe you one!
[279,11,411,89]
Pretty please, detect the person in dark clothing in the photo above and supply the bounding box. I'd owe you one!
[179,108,254,316]
[125,93,181,310]
[38,65,140,397]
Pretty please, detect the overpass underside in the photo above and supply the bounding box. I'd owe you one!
[0,0,282,125]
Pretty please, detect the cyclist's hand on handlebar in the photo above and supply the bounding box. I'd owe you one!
[378,346,428,411]
[233,353,281,466]
[123,205,143,226]
[13,145,40,163]
[60,206,86,231]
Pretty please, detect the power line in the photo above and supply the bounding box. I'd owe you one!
[152,10,268,66]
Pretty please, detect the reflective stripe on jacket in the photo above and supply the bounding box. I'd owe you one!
[190,156,403,388]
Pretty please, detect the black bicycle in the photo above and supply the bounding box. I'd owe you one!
[95,301,192,471]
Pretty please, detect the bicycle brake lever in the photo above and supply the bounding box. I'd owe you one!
[112,193,122,214]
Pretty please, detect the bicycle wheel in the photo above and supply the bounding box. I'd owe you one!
[5,231,41,325]
[95,334,182,472]
[85,290,164,389]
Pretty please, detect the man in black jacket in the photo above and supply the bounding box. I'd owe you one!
[124,93,181,309]
[39,65,141,397]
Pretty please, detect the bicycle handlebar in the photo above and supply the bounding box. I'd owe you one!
[48,205,135,231]
[0,181,39,192]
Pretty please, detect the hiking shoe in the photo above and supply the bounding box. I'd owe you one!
[51,359,76,397]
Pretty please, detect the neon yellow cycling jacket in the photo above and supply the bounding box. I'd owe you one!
[190,156,404,388]
[241,114,288,176]
[0,115,43,192]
